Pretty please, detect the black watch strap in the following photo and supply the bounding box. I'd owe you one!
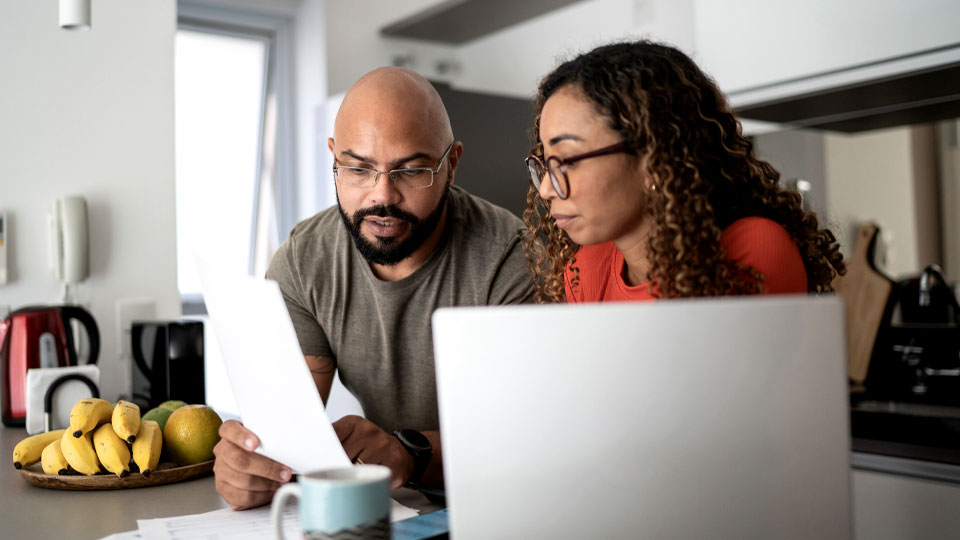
[394,429,432,485]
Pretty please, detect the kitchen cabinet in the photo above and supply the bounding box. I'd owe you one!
[694,0,960,98]
[853,469,960,539]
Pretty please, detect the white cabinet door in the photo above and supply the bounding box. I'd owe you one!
[853,470,960,540]
[694,0,960,95]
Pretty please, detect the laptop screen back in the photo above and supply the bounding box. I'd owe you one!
[432,296,851,539]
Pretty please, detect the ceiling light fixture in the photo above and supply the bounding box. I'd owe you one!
[59,0,91,31]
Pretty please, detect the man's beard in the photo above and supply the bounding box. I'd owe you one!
[338,183,450,266]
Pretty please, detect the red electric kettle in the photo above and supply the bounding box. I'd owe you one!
[0,305,100,426]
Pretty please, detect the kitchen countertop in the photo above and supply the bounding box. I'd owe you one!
[0,426,440,540]
[849,398,960,482]
[2,424,228,540]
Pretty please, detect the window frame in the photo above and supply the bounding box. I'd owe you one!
[176,1,296,315]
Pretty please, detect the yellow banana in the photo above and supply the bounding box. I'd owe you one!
[132,420,163,477]
[60,429,101,475]
[69,398,114,438]
[12,429,67,469]
[41,439,70,475]
[112,400,141,443]
[93,423,131,478]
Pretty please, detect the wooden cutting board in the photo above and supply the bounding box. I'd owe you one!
[17,459,214,490]
[832,224,893,384]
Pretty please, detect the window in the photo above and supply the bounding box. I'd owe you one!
[175,30,266,298]
[175,5,294,312]
[174,4,297,417]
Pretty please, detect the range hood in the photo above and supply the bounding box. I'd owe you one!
[733,46,960,133]
[380,0,583,44]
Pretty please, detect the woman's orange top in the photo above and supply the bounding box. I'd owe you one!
[564,217,808,303]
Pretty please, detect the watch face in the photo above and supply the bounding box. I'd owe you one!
[398,429,431,451]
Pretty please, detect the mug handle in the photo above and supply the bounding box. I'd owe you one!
[271,483,301,540]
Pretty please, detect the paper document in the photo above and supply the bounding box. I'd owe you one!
[99,532,141,540]
[196,256,350,473]
[134,501,419,540]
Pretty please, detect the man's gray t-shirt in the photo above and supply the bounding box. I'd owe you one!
[266,186,535,433]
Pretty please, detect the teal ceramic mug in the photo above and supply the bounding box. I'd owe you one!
[271,464,392,540]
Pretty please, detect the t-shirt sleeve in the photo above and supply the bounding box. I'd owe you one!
[265,238,334,358]
[486,232,537,305]
[720,217,808,295]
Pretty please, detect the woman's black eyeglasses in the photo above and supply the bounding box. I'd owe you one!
[525,141,631,199]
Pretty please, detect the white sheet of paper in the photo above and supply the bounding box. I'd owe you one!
[196,256,350,473]
[98,531,141,540]
[135,500,419,540]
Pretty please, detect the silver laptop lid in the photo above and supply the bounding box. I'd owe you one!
[433,296,851,539]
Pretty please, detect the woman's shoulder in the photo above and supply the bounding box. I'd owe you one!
[722,216,791,239]
[720,217,807,294]
[720,216,798,255]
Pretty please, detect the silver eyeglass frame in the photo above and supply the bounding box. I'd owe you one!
[333,141,455,190]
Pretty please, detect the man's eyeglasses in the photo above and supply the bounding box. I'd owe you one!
[333,141,455,190]
[525,141,631,200]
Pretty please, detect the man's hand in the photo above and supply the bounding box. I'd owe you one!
[333,415,413,489]
[213,420,293,510]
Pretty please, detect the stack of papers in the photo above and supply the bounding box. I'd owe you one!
[102,501,419,540]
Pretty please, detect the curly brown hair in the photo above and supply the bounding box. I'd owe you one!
[523,40,845,303]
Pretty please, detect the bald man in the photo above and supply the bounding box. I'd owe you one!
[213,67,535,509]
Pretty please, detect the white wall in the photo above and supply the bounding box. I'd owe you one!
[186,0,300,16]
[824,127,919,278]
[294,0,332,220]
[456,0,694,98]
[324,0,695,101]
[753,129,828,213]
[0,0,180,401]
[695,0,960,95]
[940,121,960,281]
[324,0,448,96]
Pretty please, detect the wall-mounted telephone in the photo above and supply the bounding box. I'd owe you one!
[48,196,89,284]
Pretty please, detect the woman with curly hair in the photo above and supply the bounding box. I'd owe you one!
[523,40,845,303]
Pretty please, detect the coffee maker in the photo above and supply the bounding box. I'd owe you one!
[866,265,960,405]
[130,320,204,409]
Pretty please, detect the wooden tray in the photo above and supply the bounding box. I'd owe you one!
[18,459,214,490]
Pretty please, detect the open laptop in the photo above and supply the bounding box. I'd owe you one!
[432,296,852,539]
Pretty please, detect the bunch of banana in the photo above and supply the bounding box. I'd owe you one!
[41,439,69,475]
[60,430,100,475]
[112,400,140,443]
[13,397,169,477]
[11,429,66,469]
[68,398,114,438]
[93,423,131,478]
[132,420,163,477]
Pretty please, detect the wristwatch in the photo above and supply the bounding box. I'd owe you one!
[394,429,432,486]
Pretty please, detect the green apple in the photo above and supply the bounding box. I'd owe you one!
[158,400,188,411]
[141,407,174,432]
